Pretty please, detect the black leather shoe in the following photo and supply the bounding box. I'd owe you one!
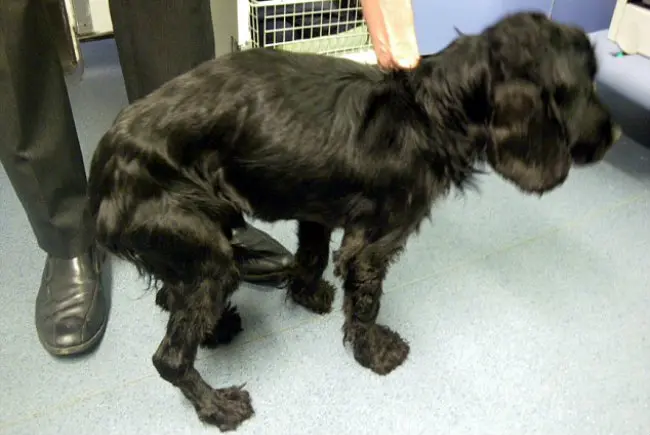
[231,224,293,287]
[35,246,108,357]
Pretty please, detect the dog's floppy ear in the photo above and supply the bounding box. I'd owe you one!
[487,80,571,194]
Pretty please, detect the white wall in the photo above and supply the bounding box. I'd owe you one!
[73,0,113,35]
[75,0,250,46]
[237,0,251,45]
[74,0,374,62]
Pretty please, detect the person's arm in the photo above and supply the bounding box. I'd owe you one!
[361,0,420,70]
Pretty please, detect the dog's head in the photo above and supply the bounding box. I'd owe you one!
[482,12,620,194]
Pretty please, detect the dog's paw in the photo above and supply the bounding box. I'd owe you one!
[196,386,254,431]
[289,279,336,314]
[201,303,243,348]
[348,323,410,375]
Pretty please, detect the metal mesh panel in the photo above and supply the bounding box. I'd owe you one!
[248,0,372,56]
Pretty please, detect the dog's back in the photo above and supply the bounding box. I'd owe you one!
[89,48,437,235]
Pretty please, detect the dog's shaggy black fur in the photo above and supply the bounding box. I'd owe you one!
[88,12,620,431]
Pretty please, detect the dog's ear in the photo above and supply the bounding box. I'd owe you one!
[487,80,571,194]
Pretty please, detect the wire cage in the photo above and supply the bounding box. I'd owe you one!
[248,0,372,57]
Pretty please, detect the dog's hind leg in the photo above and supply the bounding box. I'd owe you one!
[336,226,410,376]
[156,285,243,348]
[287,221,336,314]
[153,259,253,430]
[98,198,253,431]
[155,285,172,311]
[200,301,243,348]
[154,276,253,431]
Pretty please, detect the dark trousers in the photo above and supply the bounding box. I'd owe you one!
[0,0,214,259]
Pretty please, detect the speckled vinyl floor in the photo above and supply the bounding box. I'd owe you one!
[1,39,649,435]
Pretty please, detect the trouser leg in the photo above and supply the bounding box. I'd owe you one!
[0,0,107,356]
[0,0,93,259]
[108,0,215,103]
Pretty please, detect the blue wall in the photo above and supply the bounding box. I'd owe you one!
[413,0,616,55]
[550,0,617,32]
[413,0,550,54]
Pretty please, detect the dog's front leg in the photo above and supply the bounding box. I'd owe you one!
[339,230,409,375]
[152,280,253,432]
[288,221,336,314]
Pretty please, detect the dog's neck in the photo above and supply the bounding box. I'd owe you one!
[401,35,492,191]
[410,34,493,130]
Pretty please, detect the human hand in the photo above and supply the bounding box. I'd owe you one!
[373,42,420,70]
[362,0,420,70]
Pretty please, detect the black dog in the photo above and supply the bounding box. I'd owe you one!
[88,12,620,431]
